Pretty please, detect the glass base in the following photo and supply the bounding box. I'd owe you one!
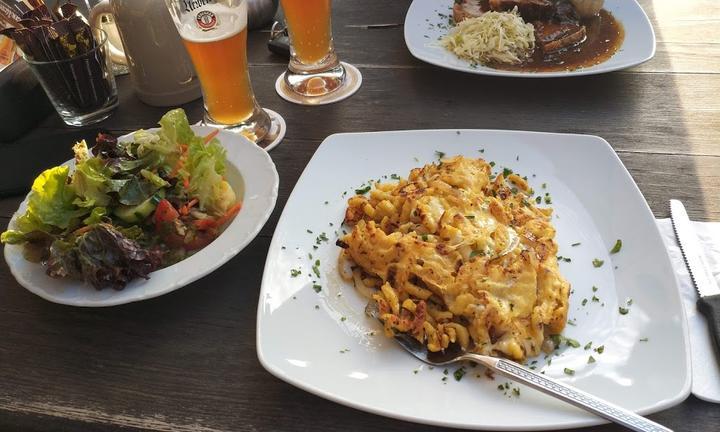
[283,63,346,97]
[203,106,272,144]
[59,96,119,127]
[275,62,362,106]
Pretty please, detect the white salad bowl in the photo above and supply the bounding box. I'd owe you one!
[3,126,278,307]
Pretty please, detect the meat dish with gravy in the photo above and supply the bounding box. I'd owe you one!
[451,0,623,72]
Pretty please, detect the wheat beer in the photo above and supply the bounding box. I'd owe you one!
[280,0,331,65]
[166,0,270,141]
[279,0,346,98]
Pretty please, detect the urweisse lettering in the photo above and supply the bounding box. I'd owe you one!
[183,0,214,13]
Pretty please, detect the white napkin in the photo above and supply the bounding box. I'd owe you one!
[657,218,720,403]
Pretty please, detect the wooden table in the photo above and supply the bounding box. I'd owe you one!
[1,1,719,430]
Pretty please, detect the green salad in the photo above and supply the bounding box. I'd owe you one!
[1,109,240,290]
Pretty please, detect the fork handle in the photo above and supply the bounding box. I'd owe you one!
[462,354,672,432]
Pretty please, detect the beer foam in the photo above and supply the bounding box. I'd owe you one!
[177,3,247,43]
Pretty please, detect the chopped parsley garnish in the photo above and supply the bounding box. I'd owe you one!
[390,174,400,180]
[584,341,592,350]
[541,183,547,189]
[595,345,605,354]
[571,242,581,247]
[544,196,552,204]
[610,239,622,254]
[489,161,496,167]
[435,150,446,160]
[312,260,321,278]
[567,319,577,326]
[340,316,347,322]
[592,286,598,292]
[592,258,604,268]
[512,388,520,397]
[619,307,629,315]
[563,368,575,376]
[588,356,596,364]
[421,234,429,241]
[453,367,466,381]
[581,298,588,306]
[469,250,484,258]
[443,368,449,375]
[639,337,649,342]
[479,149,485,153]
[550,334,562,348]
[465,215,475,219]
[592,296,600,302]
[565,338,580,348]
[535,196,542,204]
[290,269,301,277]
[497,385,504,391]
[355,185,371,195]
[316,232,329,244]
[502,167,513,177]
[312,284,322,293]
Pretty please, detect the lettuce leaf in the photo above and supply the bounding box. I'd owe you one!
[45,223,163,289]
[83,207,108,225]
[72,157,112,208]
[185,137,235,216]
[131,109,194,169]
[11,166,86,236]
[158,108,196,148]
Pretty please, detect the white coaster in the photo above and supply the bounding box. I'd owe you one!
[193,108,285,152]
[275,62,362,106]
[259,108,286,152]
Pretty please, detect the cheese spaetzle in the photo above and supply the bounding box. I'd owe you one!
[337,156,570,362]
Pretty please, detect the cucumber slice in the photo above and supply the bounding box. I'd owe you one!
[114,190,165,223]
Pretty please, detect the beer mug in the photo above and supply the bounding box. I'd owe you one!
[164,0,271,143]
[91,0,201,107]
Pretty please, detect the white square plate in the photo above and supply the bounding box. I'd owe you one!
[404,0,656,77]
[257,130,689,430]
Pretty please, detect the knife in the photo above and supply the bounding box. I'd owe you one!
[670,200,720,362]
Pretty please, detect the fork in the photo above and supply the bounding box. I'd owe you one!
[366,302,672,432]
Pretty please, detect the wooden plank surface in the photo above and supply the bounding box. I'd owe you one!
[1,0,719,431]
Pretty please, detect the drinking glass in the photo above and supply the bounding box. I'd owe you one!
[280,0,346,97]
[165,0,271,143]
[24,30,118,127]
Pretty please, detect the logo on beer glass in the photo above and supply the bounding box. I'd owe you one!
[196,10,218,30]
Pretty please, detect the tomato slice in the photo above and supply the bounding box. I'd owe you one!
[153,199,179,229]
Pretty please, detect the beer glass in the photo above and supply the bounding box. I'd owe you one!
[280,0,345,97]
[165,0,271,142]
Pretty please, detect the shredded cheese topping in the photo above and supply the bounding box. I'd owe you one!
[440,8,535,65]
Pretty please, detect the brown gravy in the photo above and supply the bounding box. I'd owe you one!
[490,9,625,72]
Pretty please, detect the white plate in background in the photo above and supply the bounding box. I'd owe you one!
[404,0,656,77]
[4,127,278,307]
[257,129,689,430]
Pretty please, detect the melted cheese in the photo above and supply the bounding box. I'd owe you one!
[340,156,570,362]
